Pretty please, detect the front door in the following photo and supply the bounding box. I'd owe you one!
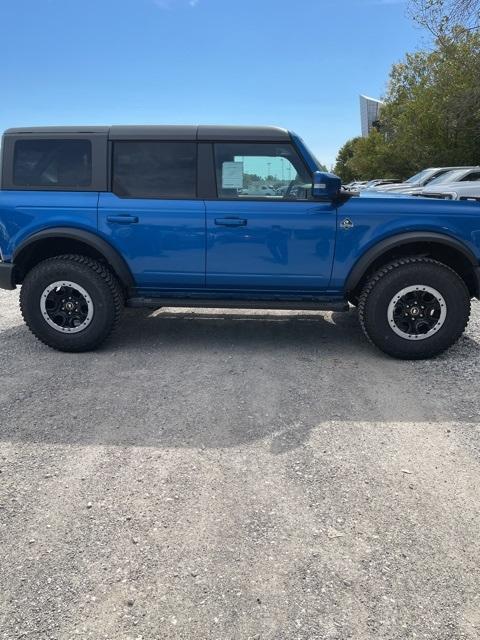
[206,142,336,291]
[98,140,205,290]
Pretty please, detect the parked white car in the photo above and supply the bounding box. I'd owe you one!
[372,167,471,193]
[415,181,480,201]
[344,180,368,190]
[397,167,480,195]
[240,184,277,196]
[357,178,401,191]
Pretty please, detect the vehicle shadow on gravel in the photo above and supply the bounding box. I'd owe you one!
[0,308,370,356]
[115,307,480,360]
[0,307,479,450]
[115,307,367,349]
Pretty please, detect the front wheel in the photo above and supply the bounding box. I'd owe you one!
[20,254,123,352]
[358,257,471,359]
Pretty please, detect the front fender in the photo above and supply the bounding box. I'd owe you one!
[344,231,479,295]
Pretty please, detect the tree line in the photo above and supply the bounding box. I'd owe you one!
[333,0,480,182]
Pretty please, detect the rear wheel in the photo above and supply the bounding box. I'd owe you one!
[20,254,123,352]
[358,257,471,359]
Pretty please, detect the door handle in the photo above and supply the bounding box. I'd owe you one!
[214,217,247,227]
[106,215,139,224]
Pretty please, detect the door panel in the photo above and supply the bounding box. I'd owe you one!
[98,192,206,289]
[206,200,337,291]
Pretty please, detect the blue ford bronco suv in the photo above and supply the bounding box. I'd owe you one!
[0,125,479,359]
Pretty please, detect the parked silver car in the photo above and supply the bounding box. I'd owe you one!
[415,181,480,201]
[344,180,368,190]
[357,178,401,191]
[371,167,471,193]
[397,167,480,195]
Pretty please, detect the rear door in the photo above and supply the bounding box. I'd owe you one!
[98,140,205,291]
[205,142,336,291]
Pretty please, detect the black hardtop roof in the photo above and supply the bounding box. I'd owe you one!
[4,126,111,135]
[4,125,291,142]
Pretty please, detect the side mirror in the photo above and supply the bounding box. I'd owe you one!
[312,171,342,199]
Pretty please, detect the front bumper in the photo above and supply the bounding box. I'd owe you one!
[0,262,16,290]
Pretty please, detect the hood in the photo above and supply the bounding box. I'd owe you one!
[359,190,413,199]
[370,182,418,193]
[357,190,480,209]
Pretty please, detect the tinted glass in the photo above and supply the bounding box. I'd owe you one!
[214,143,312,200]
[428,169,462,185]
[13,139,92,187]
[462,171,480,181]
[405,169,432,184]
[424,169,451,185]
[112,141,196,198]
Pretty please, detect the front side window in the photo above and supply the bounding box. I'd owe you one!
[13,139,92,187]
[112,141,196,198]
[214,143,312,200]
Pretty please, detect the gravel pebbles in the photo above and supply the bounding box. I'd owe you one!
[1,291,479,640]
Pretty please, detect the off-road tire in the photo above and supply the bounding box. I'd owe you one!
[20,254,123,352]
[358,257,470,359]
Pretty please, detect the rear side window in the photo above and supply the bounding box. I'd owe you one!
[112,141,197,198]
[13,139,92,187]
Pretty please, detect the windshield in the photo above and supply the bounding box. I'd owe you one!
[427,169,466,185]
[405,169,433,185]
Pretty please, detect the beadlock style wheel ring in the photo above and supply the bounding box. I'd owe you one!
[40,281,94,334]
[387,285,447,341]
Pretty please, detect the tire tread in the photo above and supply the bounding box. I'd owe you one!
[358,256,471,359]
[20,254,124,352]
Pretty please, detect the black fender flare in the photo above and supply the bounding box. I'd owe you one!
[13,227,135,289]
[345,231,479,295]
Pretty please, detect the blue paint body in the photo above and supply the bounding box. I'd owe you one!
[0,191,98,257]
[1,132,480,302]
[98,193,206,289]
[205,200,336,291]
[332,196,480,291]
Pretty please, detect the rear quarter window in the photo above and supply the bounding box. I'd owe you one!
[13,139,92,187]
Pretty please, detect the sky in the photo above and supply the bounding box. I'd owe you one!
[0,0,424,168]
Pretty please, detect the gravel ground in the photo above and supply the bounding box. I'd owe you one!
[0,289,479,640]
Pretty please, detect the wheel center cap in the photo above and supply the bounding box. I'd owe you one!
[410,306,420,316]
[65,302,75,311]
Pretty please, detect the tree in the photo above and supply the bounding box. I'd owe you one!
[409,0,480,40]
[382,30,480,169]
[333,29,480,180]
[243,173,263,188]
[333,137,362,182]
[345,131,400,180]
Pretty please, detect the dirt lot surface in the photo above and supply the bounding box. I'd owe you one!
[1,289,479,640]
